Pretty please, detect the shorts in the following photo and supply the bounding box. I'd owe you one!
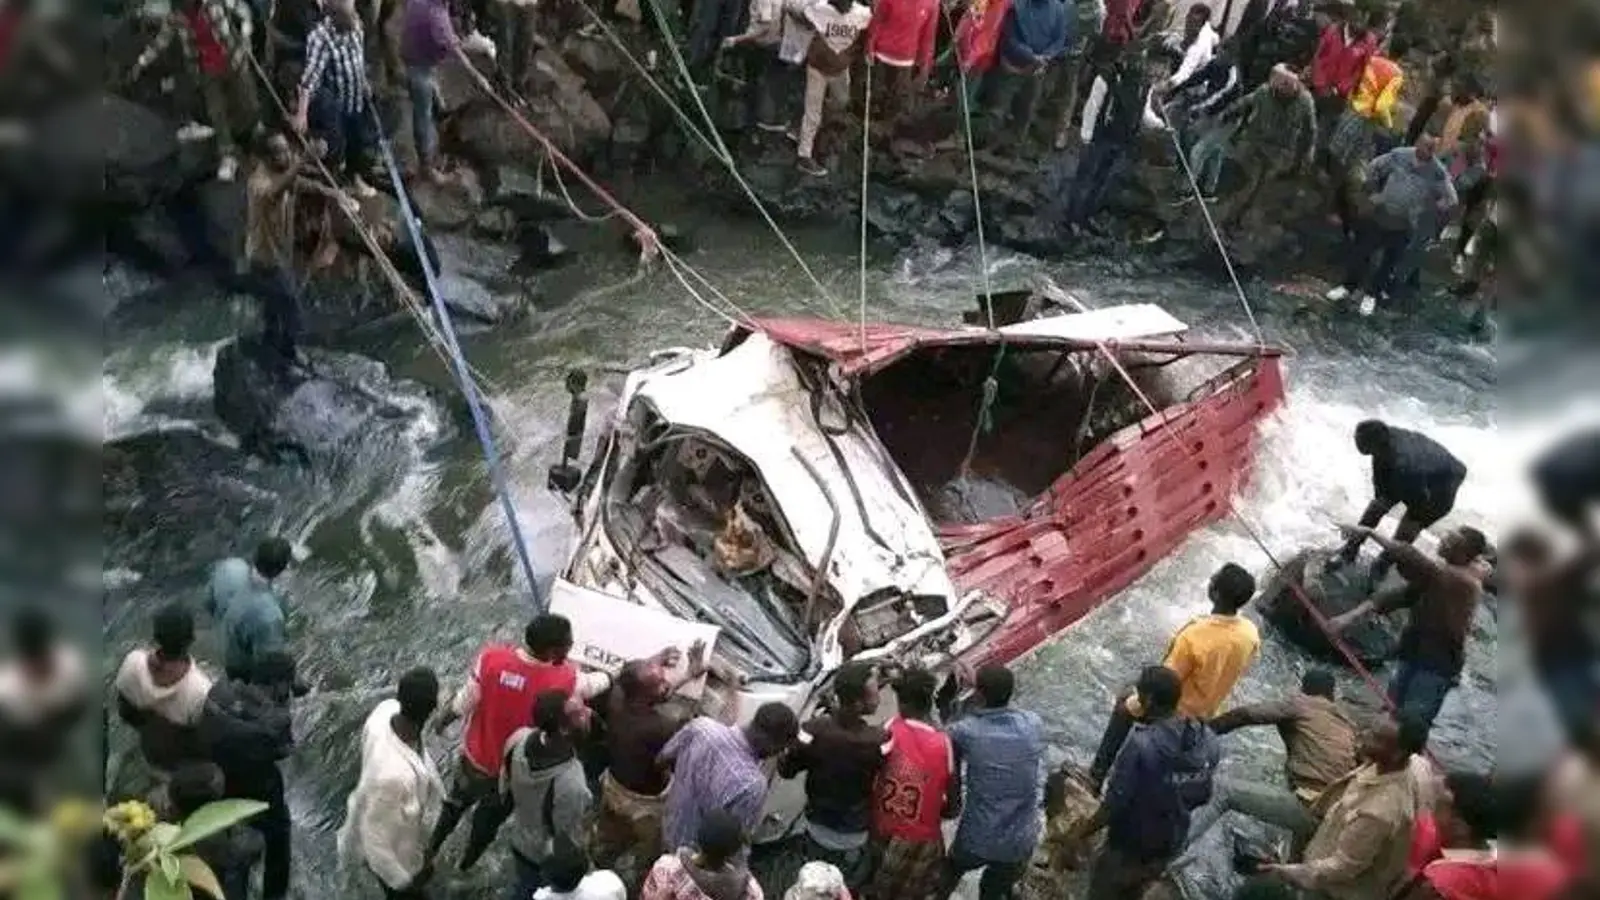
[867,835,946,900]
[591,771,667,866]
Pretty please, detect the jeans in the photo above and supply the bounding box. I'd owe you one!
[406,65,440,166]
[737,43,780,128]
[1175,776,1318,868]
[310,92,372,181]
[1188,123,1236,195]
[1340,218,1413,301]
[429,758,511,870]
[242,769,292,900]
[1389,661,1456,738]
[1088,692,1139,792]
[1063,136,1129,227]
[942,844,1027,900]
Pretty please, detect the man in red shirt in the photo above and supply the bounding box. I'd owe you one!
[426,613,677,871]
[865,667,957,900]
[865,0,939,131]
[1307,1,1377,135]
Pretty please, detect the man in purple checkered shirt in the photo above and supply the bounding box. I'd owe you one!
[658,703,799,852]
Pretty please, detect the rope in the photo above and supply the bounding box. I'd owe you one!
[942,8,1003,478]
[370,106,547,608]
[1089,341,1407,720]
[241,49,505,395]
[857,60,872,351]
[537,152,622,223]
[456,55,661,257]
[587,0,847,319]
[1165,123,1264,345]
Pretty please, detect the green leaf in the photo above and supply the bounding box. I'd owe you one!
[143,870,194,900]
[178,855,224,900]
[147,823,182,850]
[16,867,64,900]
[158,851,182,886]
[167,800,266,854]
[0,806,47,853]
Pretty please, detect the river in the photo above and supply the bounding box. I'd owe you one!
[93,192,1557,898]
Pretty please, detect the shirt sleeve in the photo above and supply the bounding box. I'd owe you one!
[1161,621,1198,683]
[1209,699,1297,735]
[727,780,768,834]
[659,717,697,765]
[299,26,329,97]
[1168,29,1212,86]
[1101,734,1143,817]
[1080,75,1107,143]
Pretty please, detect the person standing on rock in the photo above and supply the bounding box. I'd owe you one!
[126,0,259,183]
[1499,527,1600,746]
[793,0,871,176]
[1059,46,1150,236]
[1087,562,1258,793]
[426,614,615,873]
[1305,0,1375,147]
[866,667,956,900]
[293,0,378,198]
[0,607,89,815]
[399,0,462,183]
[861,0,938,135]
[115,604,216,785]
[1328,524,1489,741]
[1330,419,1468,582]
[1190,63,1316,227]
[339,667,446,900]
[199,650,299,900]
[778,662,892,888]
[207,536,295,680]
[981,0,1071,147]
[938,664,1046,900]
[500,690,597,897]
[1069,665,1219,900]
[1323,134,1458,316]
[721,0,790,133]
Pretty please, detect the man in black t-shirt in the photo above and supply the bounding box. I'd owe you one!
[1334,419,1468,584]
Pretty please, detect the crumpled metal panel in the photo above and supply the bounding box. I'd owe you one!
[942,355,1287,668]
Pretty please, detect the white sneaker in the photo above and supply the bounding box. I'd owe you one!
[216,155,239,182]
[351,177,378,199]
[1441,224,1460,242]
[1324,285,1350,302]
[1358,295,1376,317]
[176,121,215,142]
[1452,254,1466,276]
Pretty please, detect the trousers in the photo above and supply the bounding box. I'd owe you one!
[941,844,1027,900]
[1340,218,1413,301]
[1389,660,1457,739]
[798,66,850,159]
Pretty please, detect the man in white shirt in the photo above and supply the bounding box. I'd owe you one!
[0,607,89,812]
[114,604,215,778]
[533,840,627,900]
[339,667,446,899]
[794,0,871,175]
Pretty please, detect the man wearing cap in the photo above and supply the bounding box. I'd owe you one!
[199,651,300,900]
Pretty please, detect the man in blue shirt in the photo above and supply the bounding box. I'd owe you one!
[208,538,295,683]
[982,0,1071,146]
[939,664,1046,900]
[1069,665,1220,900]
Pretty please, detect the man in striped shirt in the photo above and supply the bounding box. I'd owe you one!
[659,702,800,854]
[292,0,377,197]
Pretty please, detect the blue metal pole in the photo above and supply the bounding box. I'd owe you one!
[368,109,547,611]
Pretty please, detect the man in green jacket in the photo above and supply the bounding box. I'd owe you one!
[208,538,295,683]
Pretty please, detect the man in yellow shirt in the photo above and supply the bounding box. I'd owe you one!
[1088,563,1260,793]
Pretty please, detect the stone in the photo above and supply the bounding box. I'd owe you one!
[409,167,487,230]
[1258,548,1400,668]
[510,224,570,273]
[212,335,453,463]
[450,50,612,167]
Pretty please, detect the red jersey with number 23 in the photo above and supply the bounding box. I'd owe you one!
[873,716,953,843]
[463,644,577,774]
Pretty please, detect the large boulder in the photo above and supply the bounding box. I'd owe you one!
[212,335,453,462]
[1259,548,1400,668]
[450,49,612,168]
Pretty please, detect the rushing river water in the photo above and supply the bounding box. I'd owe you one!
[90,192,1579,898]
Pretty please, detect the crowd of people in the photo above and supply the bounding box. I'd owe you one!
[101,0,1507,376]
[3,425,1595,900]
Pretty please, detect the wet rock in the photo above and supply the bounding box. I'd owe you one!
[212,335,450,462]
[408,167,487,230]
[24,93,201,206]
[451,50,611,167]
[510,224,571,273]
[1259,548,1399,668]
